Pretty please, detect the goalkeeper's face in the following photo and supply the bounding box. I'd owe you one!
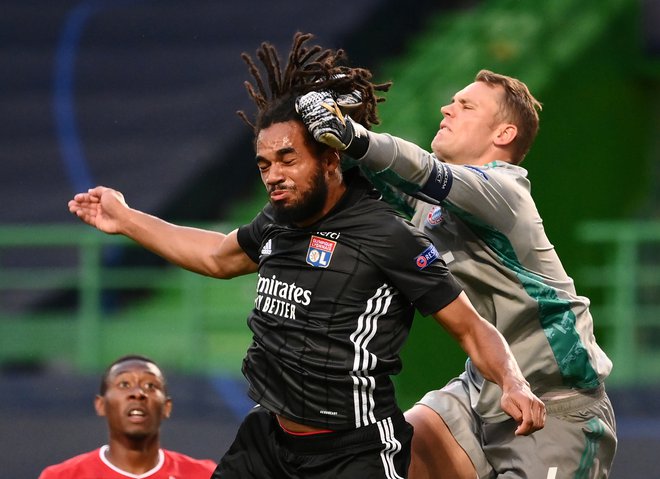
[431,81,509,165]
[256,120,338,227]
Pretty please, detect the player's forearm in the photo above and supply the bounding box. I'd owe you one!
[462,320,528,393]
[434,293,528,391]
[119,208,230,277]
[349,130,452,204]
[357,131,433,186]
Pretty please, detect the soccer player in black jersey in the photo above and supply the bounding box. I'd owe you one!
[68,32,545,479]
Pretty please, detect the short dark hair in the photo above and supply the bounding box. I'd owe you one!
[98,354,166,396]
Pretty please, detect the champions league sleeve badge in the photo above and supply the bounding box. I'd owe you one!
[415,244,440,270]
[306,235,337,268]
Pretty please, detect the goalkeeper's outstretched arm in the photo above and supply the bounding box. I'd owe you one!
[296,90,452,205]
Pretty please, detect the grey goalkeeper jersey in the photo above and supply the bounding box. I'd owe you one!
[359,131,613,422]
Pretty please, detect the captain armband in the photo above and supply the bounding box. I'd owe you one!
[413,161,453,205]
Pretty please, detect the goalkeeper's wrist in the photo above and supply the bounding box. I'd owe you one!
[344,118,369,159]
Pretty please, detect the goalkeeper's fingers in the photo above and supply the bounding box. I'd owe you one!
[320,99,346,126]
[335,90,362,111]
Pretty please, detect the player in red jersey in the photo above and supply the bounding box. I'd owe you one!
[38,355,216,479]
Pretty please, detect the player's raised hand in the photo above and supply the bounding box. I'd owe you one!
[500,379,546,436]
[68,186,129,234]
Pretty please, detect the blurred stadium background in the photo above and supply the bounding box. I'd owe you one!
[1,0,659,476]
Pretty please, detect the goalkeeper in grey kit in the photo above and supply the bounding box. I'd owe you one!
[297,70,616,478]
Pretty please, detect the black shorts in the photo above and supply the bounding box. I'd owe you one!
[212,405,413,479]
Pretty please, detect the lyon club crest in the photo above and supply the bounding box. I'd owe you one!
[306,235,336,268]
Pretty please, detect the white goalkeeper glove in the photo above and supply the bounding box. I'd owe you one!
[335,89,363,110]
[295,90,368,154]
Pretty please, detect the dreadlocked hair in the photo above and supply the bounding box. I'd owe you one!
[237,32,391,134]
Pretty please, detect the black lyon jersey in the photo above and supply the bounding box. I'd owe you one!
[236,172,462,430]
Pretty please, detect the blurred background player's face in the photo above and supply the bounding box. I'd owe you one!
[95,360,171,441]
[256,121,329,225]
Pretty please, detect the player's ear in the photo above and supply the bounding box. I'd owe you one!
[494,124,517,146]
[94,395,106,417]
[324,149,342,172]
[163,397,173,419]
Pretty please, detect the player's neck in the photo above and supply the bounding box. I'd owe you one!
[104,439,162,474]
